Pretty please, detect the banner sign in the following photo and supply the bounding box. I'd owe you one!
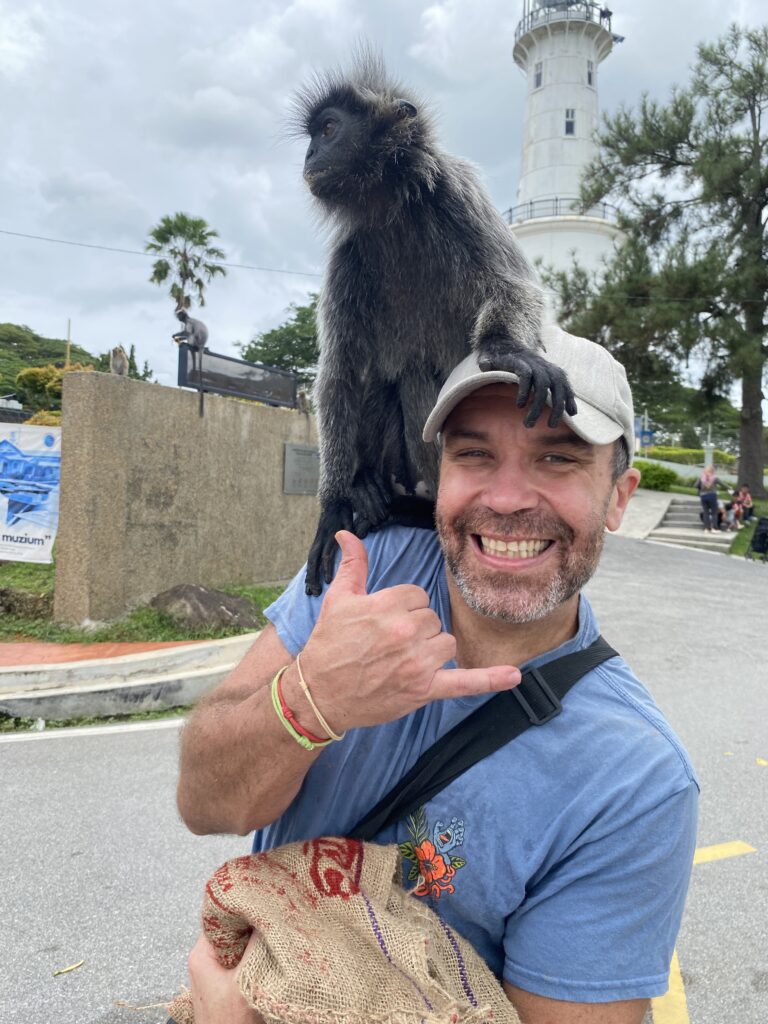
[0,425,62,564]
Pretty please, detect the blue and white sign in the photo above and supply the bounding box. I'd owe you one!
[0,425,62,564]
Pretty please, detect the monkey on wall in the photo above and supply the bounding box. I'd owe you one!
[295,51,576,595]
[173,307,209,366]
[109,345,129,377]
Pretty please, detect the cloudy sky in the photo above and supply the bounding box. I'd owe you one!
[1,0,764,387]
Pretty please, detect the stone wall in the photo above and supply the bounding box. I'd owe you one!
[54,372,318,624]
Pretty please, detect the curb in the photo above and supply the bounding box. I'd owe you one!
[0,632,259,720]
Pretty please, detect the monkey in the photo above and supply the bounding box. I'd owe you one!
[294,51,577,595]
[173,306,210,416]
[173,307,208,361]
[109,345,129,377]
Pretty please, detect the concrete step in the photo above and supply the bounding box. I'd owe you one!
[663,513,700,524]
[647,528,734,554]
[0,632,257,693]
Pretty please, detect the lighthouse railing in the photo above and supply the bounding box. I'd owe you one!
[515,2,611,43]
[504,196,619,225]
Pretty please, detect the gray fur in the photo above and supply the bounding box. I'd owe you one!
[298,51,575,593]
[109,345,129,376]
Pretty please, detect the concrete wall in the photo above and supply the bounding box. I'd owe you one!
[54,372,319,624]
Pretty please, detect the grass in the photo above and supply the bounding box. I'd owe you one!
[0,581,285,644]
[0,559,55,595]
[0,705,191,732]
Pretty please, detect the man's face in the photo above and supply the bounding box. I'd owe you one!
[436,384,638,624]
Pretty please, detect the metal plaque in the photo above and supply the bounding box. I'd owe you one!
[177,344,297,408]
[283,443,320,495]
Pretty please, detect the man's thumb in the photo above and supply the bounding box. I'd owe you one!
[329,530,369,595]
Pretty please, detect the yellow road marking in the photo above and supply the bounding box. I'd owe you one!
[693,840,756,865]
[652,841,757,1023]
[652,951,689,1024]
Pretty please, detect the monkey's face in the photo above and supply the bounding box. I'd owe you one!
[434,385,637,624]
[303,100,419,202]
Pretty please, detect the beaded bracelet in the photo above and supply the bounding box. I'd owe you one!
[271,666,332,751]
[295,650,347,742]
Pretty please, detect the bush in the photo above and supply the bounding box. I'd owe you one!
[634,460,679,491]
[645,446,736,467]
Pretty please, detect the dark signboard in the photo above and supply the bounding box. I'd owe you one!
[177,344,298,408]
[283,443,320,495]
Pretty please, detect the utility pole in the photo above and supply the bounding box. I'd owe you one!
[65,319,71,369]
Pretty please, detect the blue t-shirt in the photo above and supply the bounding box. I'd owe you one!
[257,526,699,1003]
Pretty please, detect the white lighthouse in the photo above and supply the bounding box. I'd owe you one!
[507,1,623,273]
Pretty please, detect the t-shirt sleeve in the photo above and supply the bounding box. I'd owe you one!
[263,564,324,656]
[503,780,699,1002]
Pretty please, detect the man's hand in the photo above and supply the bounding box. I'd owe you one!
[288,531,521,736]
[187,934,264,1024]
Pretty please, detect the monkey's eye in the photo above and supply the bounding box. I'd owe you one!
[321,119,336,138]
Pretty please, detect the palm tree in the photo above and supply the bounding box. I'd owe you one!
[145,212,227,310]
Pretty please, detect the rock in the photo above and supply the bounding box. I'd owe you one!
[0,587,53,620]
[150,584,260,630]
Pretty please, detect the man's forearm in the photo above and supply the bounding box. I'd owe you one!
[177,629,322,835]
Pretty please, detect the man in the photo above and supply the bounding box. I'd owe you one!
[177,325,699,1024]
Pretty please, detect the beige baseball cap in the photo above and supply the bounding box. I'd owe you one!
[422,324,635,458]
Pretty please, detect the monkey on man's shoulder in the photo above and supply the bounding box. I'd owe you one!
[294,52,576,595]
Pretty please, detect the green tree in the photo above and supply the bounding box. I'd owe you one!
[239,295,320,390]
[15,363,93,412]
[576,24,768,495]
[145,212,227,310]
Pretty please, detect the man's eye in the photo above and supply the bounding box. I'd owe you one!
[542,453,574,464]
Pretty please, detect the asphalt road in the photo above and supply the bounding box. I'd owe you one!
[1,534,766,1024]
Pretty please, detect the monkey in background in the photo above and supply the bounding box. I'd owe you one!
[109,345,129,376]
[295,51,576,595]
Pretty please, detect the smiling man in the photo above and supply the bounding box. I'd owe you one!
[177,325,699,1024]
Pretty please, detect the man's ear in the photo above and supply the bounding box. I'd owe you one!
[606,468,641,532]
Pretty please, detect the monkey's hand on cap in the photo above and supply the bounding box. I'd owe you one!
[477,339,578,429]
[297,531,521,732]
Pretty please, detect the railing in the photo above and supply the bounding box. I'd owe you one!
[503,196,619,224]
[515,2,612,43]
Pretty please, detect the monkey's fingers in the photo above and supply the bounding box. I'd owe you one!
[354,515,373,539]
[305,500,355,594]
[305,540,326,596]
[522,376,550,428]
[514,366,535,409]
[547,372,577,428]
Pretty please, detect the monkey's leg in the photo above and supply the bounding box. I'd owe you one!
[305,326,371,595]
[351,381,411,537]
[399,372,441,502]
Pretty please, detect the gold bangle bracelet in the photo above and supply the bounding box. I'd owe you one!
[295,650,346,742]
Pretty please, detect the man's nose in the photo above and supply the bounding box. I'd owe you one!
[482,465,540,514]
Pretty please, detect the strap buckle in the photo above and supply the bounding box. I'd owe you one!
[513,667,563,725]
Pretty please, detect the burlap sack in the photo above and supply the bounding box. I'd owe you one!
[168,837,518,1024]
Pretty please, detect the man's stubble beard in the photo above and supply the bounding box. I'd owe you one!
[436,504,608,624]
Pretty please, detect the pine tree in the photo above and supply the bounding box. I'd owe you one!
[579,24,768,495]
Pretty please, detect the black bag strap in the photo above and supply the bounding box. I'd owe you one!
[350,635,618,841]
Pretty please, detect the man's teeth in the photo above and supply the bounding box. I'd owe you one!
[480,536,549,559]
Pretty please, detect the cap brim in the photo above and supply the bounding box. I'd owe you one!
[422,370,623,447]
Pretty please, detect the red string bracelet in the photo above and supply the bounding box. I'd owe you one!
[275,669,330,745]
